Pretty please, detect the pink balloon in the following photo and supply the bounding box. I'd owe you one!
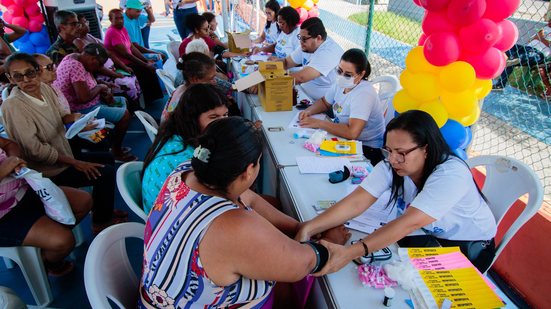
[0,0,14,7]
[308,6,319,18]
[29,13,44,24]
[24,3,42,17]
[13,0,27,6]
[413,0,421,7]
[483,0,520,22]
[419,0,450,12]
[422,11,456,35]
[418,33,428,46]
[459,18,500,54]
[7,4,24,17]
[28,19,42,32]
[11,16,28,29]
[463,47,505,79]
[424,32,460,66]
[446,0,486,27]
[494,19,518,52]
[2,11,13,24]
[296,7,308,24]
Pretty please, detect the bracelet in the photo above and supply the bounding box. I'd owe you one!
[359,239,369,257]
[302,241,329,274]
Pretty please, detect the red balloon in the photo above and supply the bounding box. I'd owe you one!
[24,4,42,17]
[419,0,450,12]
[413,0,422,7]
[483,0,520,22]
[494,19,519,52]
[418,33,428,46]
[0,0,14,7]
[463,47,506,79]
[308,6,319,18]
[11,16,28,29]
[424,32,460,66]
[7,4,24,17]
[296,7,308,24]
[13,0,27,6]
[446,0,486,27]
[28,19,42,32]
[29,13,44,24]
[422,11,456,35]
[2,11,13,24]
[459,18,500,54]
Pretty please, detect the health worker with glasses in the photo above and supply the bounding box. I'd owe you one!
[282,17,344,100]
[298,48,385,165]
[296,110,497,274]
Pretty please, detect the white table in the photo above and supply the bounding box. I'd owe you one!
[279,166,411,309]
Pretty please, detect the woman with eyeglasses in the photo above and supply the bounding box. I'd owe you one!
[254,6,300,60]
[254,0,280,46]
[296,110,497,273]
[298,48,385,165]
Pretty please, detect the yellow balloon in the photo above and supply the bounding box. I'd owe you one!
[453,105,481,127]
[302,0,314,10]
[418,100,448,128]
[405,72,440,102]
[312,0,319,3]
[440,90,478,118]
[288,0,304,8]
[472,79,492,99]
[399,69,415,90]
[439,61,476,93]
[405,46,439,74]
[392,89,421,113]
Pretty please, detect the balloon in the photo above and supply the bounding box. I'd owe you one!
[399,69,415,89]
[308,6,319,18]
[11,16,28,29]
[459,19,500,55]
[28,19,42,32]
[30,14,45,24]
[405,46,438,73]
[472,78,492,99]
[419,0,451,12]
[418,33,428,46]
[0,0,14,7]
[453,104,480,126]
[494,19,518,52]
[12,39,21,49]
[407,72,440,102]
[301,0,314,11]
[453,148,468,160]
[7,5,24,17]
[458,126,473,149]
[462,47,506,79]
[446,0,486,27]
[440,119,467,149]
[296,7,308,24]
[2,11,13,24]
[287,0,304,9]
[424,32,460,66]
[29,31,47,45]
[13,0,27,6]
[35,45,49,54]
[312,0,319,3]
[18,40,35,53]
[17,31,30,42]
[483,0,520,22]
[393,89,421,113]
[439,61,476,93]
[24,3,42,17]
[441,90,478,118]
[418,100,448,127]
[422,11,456,35]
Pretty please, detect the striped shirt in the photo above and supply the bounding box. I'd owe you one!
[139,161,274,308]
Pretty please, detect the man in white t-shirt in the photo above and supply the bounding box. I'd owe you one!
[283,17,344,100]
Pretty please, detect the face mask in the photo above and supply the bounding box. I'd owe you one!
[336,74,357,89]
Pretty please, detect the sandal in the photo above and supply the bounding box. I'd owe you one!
[114,152,138,163]
[113,209,129,218]
[46,260,75,277]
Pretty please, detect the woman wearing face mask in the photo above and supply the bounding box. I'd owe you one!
[299,48,386,165]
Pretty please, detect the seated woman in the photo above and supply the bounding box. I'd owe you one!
[202,12,227,49]
[253,0,280,46]
[299,48,385,165]
[140,117,344,307]
[296,110,497,273]
[255,6,300,60]
[0,137,92,275]
[2,52,125,234]
[53,43,137,162]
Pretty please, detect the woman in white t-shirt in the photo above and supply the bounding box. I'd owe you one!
[296,110,497,273]
[254,6,300,59]
[254,0,280,46]
[299,48,385,165]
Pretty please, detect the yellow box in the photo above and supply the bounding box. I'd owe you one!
[226,31,252,53]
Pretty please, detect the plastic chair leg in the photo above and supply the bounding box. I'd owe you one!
[3,257,15,269]
[10,247,53,306]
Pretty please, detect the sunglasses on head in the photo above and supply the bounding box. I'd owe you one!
[43,63,56,72]
[8,69,38,82]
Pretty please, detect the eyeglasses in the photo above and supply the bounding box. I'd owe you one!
[335,67,356,79]
[381,145,424,163]
[8,69,39,82]
[42,63,56,72]
[63,21,80,27]
[297,34,313,43]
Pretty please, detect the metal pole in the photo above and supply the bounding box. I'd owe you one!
[256,0,260,32]
[365,0,375,56]
[222,0,230,32]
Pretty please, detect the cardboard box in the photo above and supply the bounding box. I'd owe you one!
[226,31,252,53]
[234,62,294,112]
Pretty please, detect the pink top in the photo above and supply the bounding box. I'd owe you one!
[53,55,100,112]
[0,149,28,219]
[179,35,217,57]
[104,26,133,65]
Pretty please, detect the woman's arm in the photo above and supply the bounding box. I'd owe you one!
[298,97,330,120]
[254,30,266,43]
[301,117,366,140]
[241,189,299,237]
[4,22,27,42]
[0,137,21,157]
[253,43,275,54]
[71,82,108,105]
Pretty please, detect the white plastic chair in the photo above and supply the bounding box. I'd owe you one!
[371,75,400,125]
[466,155,544,270]
[84,222,145,309]
[134,111,158,143]
[167,41,181,64]
[116,161,148,223]
[156,69,176,94]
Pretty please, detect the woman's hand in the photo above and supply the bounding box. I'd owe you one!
[0,156,26,179]
[312,239,353,277]
[299,116,324,129]
[72,160,103,180]
[320,225,351,245]
[295,221,314,242]
[62,113,81,124]
[298,110,311,121]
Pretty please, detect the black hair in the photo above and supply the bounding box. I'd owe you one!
[264,0,281,32]
[143,84,229,171]
[54,10,77,30]
[108,8,123,20]
[191,117,262,194]
[4,52,40,74]
[76,13,86,21]
[341,48,371,80]
[202,12,216,23]
[278,6,300,30]
[82,43,109,64]
[186,13,207,34]
[176,52,215,83]
[300,17,327,40]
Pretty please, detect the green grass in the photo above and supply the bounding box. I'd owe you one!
[349,11,423,46]
[509,66,546,97]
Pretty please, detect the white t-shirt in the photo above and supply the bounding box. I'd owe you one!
[290,37,344,100]
[527,25,551,57]
[324,80,385,148]
[360,157,497,241]
[264,22,279,45]
[274,27,300,59]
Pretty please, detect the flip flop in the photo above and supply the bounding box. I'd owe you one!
[46,260,75,277]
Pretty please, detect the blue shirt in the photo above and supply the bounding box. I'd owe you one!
[141,135,195,213]
[123,13,148,47]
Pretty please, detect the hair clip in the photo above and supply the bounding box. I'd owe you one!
[193,146,210,163]
[178,57,184,63]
